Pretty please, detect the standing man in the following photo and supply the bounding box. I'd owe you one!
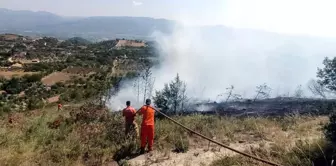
[122,101,138,138]
[137,99,155,154]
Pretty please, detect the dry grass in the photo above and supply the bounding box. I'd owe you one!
[128,114,327,166]
[210,138,332,166]
[155,114,326,148]
[0,104,329,166]
[0,103,131,165]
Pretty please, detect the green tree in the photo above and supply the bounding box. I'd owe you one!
[153,73,187,115]
[319,58,336,147]
[317,57,336,91]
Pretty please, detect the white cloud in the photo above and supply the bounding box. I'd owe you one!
[132,1,143,6]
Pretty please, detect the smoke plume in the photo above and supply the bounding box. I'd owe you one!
[108,22,336,111]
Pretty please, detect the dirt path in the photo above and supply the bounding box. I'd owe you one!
[128,142,261,166]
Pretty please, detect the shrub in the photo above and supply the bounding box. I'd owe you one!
[282,139,334,166]
[325,112,336,144]
[211,140,334,166]
[22,73,43,82]
[173,136,189,153]
[27,98,44,110]
[70,102,109,124]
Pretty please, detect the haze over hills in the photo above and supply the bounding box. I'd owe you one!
[3,8,336,101]
[1,8,336,41]
[0,8,176,40]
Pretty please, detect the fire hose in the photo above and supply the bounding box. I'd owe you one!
[152,107,282,166]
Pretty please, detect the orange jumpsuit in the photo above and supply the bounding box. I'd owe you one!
[138,105,155,151]
[122,106,138,137]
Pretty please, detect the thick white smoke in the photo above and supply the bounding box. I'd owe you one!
[108,22,336,111]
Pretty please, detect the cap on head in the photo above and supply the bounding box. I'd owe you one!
[145,99,151,105]
[126,101,131,106]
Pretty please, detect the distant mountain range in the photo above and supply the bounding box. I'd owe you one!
[3,8,336,94]
[1,8,336,43]
[0,8,176,40]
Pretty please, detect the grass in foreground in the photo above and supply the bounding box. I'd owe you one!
[210,138,333,166]
[0,103,329,166]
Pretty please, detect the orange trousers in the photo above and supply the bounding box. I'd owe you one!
[140,125,154,151]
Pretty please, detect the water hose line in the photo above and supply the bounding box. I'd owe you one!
[152,107,282,166]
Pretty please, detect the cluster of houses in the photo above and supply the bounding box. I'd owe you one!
[0,34,149,72]
[0,34,76,70]
[0,34,42,70]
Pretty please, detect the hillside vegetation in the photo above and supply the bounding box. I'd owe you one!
[2,33,336,166]
[0,34,156,113]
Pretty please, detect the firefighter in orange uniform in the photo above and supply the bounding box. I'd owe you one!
[137,99,156,154]
[122,101,139,138]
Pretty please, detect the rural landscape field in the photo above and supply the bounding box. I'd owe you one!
[2,2,336,166]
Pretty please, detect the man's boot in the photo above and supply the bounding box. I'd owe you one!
[140,147,145,154]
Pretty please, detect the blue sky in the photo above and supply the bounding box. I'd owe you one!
[1,0,336,37]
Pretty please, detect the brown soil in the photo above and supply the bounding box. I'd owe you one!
[115,40,146,48]
[41,72,72,86]
[47,95,60,103]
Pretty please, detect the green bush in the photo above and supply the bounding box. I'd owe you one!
[325,112,336,144]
